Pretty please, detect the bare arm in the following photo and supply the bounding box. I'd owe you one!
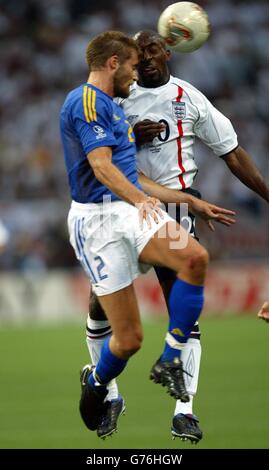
[139,173,236,229]
[87,147,162,226]
[88,147,146,205]
[222,146,269,203]
[139,173,193,205]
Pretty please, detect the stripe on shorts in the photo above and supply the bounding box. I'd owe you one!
[75,218,97,283]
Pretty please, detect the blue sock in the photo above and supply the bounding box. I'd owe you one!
[88,337,128,387]
[161,278,204,362]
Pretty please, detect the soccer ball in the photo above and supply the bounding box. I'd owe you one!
[157,1,210,53]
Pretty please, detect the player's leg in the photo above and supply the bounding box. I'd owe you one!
[86,294,119,401]
[172,327,202,443]
[169,194,202,441]
[169,194,203,441]
[81,283,143,434]
[67,202,145,437]
[155,269,203,442]
[85,294,124,438]
[154,199,203,441]
[139,221,208,401]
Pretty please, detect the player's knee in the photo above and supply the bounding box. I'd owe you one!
[117,330,143,357]
[89,294,107,321]
[189,247,209,273]
[187,247,209,283]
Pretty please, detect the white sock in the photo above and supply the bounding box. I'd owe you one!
[86,316,119,401]
[175,395,194,416]
[174,337,201,416]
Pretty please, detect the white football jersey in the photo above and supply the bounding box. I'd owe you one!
[121,75,238,189]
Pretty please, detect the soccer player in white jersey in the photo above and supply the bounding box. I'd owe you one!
[85,31,269,442]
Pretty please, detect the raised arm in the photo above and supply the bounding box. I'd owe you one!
[222,146,269,203]
[139,173,236,230]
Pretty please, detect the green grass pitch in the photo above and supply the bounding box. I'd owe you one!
[0,316,268,449]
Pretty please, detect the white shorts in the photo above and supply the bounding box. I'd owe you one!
[68,199,172,296]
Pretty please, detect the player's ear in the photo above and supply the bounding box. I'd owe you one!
[108,55,120,71]
[166,49,171,61]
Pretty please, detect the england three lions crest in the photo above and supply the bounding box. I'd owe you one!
[172,101,186,120]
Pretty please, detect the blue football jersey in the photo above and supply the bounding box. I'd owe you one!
[60,84,141,203]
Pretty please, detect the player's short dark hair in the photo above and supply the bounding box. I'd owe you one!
[86,31,139,70]
[133,30,167,49]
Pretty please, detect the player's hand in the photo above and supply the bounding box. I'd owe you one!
[258,302,269,323]
[190,199,236,232]
[133,120,166,146]
[137,196,164,229]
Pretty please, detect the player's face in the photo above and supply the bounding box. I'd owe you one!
[136,35,170,87]
[114,49,138,98]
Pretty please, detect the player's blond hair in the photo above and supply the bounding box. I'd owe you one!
[86,31,139,71]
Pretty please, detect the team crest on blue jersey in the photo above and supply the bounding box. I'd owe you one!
[93,125,107,139]
[172,101,186,120]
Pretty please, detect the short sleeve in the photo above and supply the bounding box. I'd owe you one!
[73,88,117,154]
[193,92,238,157]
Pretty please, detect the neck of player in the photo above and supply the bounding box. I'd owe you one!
[137,70,170,88]
[87,72,114,97]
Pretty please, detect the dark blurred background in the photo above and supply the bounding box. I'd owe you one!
[0,0,268,319]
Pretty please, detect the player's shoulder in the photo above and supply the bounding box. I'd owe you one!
[170,75,209,107]
[61,85,81,112]
[62,84,113,121]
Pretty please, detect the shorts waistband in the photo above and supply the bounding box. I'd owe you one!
[71,200,100,211]
[71,199,125,212]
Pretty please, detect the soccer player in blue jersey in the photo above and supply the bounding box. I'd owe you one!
[60,31,235,439]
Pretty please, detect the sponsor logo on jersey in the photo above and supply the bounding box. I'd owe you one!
[149,144,161,153]
[93,125,107,139]
[172,101,186,120]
